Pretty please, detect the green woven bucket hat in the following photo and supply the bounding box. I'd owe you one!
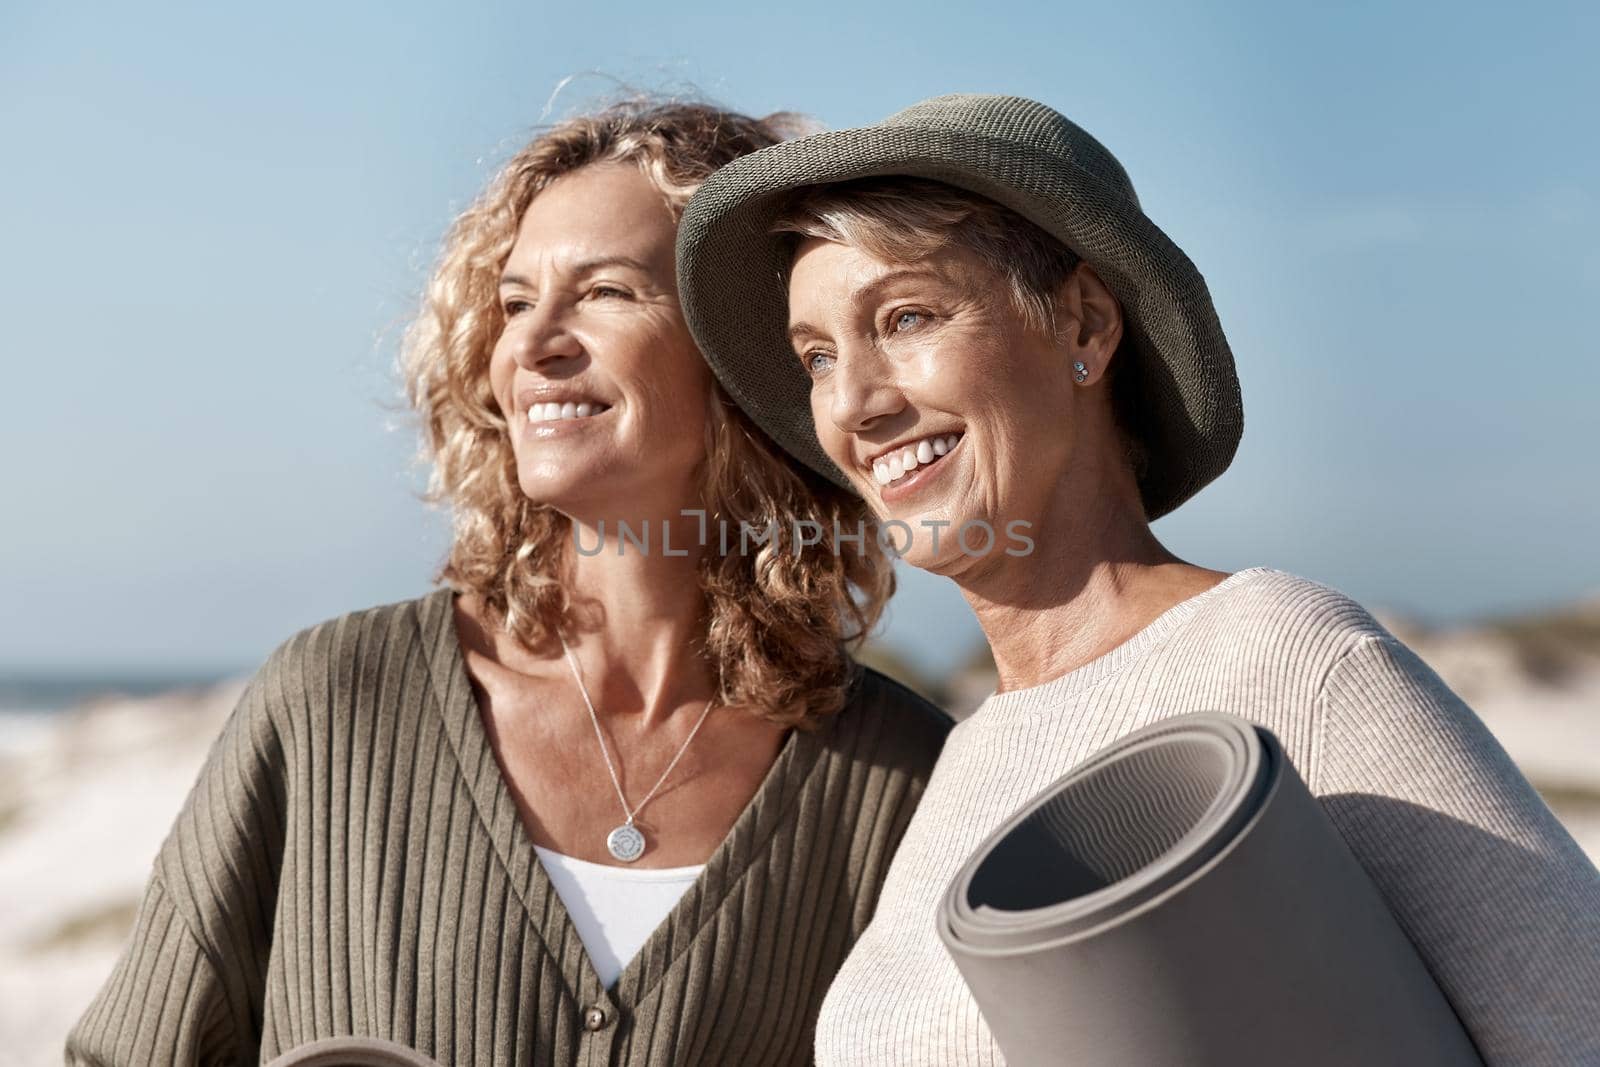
[675,93,1243,521]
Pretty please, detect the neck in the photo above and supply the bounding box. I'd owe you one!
[952,478,1216,693]
[561,508,716,726]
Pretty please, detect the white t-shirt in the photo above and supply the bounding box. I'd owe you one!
[533,844,704,988]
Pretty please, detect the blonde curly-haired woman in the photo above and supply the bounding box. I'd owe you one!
[65,99,949,1067]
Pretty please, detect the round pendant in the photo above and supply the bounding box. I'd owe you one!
[606,823,646,863]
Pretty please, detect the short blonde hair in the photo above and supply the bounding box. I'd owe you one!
[771,176,1150,486]
[398,98,894,729]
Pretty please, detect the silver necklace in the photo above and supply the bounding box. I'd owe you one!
[557,633,717,862]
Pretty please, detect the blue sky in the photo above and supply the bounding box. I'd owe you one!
[2,0,1596,675]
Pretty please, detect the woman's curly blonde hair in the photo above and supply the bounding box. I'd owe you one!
[398,97,894,730]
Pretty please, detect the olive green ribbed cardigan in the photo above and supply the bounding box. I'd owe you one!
[63,587,950,1066]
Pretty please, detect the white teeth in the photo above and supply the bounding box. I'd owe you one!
[527,401,608,424]
[868,431,964,489]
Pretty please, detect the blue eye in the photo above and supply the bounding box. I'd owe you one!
[894,309,926,332]
[804,351,835,376]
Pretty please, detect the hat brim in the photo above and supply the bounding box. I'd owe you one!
[676,121,1242,521]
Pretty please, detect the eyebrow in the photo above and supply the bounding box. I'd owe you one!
[499,255,655,288]
[786,267,949,341]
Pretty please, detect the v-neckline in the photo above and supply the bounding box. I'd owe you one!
[413,585,824,1010]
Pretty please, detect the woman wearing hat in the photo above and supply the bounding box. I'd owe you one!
[64,99,949,1067]
[676,94,1600,1064]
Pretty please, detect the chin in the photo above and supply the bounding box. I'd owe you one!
[896,497,1024,572]
[516,468,602,511]
[892,542,951,574]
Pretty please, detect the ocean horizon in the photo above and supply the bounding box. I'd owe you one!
[0,669,243,716]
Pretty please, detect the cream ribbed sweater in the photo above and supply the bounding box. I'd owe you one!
[63,586,949,1066]
[814,567,1600,1066]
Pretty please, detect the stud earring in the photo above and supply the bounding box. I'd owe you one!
[1072,360,1089,383]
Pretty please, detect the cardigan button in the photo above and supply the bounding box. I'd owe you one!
[583,1005,609,1031]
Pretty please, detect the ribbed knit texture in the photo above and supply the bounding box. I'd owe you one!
[815,567,1600,1066]
[63,586,949,1066]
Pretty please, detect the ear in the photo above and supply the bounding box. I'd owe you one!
[1053,263,1125,386]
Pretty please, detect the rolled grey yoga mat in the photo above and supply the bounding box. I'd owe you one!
[266,1036,445,1067]
[937,712,1483,1066]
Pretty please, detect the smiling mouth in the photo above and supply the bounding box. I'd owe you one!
[525,400,612,425]
[867,431,965,490]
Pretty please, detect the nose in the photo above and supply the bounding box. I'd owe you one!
[509,299,584,372]
[826,343,905,436]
